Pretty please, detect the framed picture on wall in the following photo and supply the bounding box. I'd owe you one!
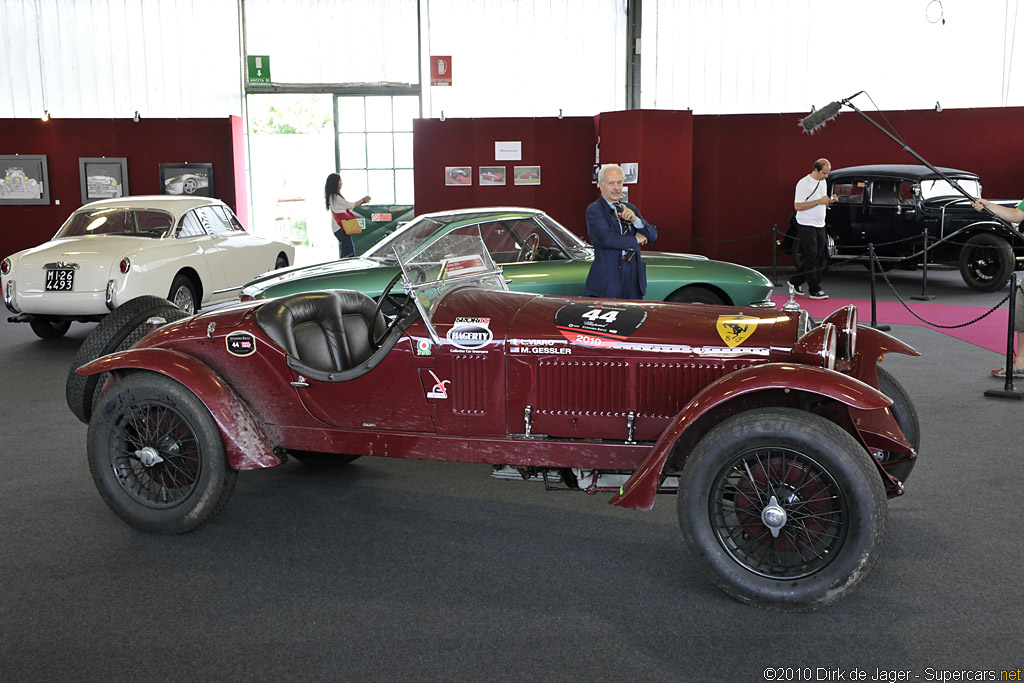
[479,166,506,186]
[445,166,472,186]
[79,157,129,203]
[159,163,214,197]
[0,154,50,205]
[513,165,541,186]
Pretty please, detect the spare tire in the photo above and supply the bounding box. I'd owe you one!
[66,295,189,424]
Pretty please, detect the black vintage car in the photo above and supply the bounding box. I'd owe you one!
[786,164,1024,291]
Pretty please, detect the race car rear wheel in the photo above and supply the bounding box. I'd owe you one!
[678,407,887,610]
[66,295,189,424]
[88,372,237,534]
[29,316,71,339]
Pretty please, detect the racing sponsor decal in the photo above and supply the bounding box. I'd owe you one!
[442,255,488,278]
[426,370,450,399]
[716,315,760,348]
[416,338,432,356]
[225,332,257,357]
[447,317,493,350]
[554,302,648,348]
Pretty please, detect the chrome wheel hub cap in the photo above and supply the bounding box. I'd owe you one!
[135,446,164,467]
[761,495,787,538]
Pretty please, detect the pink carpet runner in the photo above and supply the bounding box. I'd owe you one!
[770,295,1013,355]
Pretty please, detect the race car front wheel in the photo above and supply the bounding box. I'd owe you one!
[678,407,887,610]
[88,372,237,534]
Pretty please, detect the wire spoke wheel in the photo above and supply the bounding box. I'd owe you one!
[712,448,845,580]
[678,407,887,609]
[109,398,202,508]
[88,372,236,533]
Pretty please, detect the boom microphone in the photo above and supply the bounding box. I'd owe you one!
[798,91,866,134]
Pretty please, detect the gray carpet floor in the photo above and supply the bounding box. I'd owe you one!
[1,265,1022,681]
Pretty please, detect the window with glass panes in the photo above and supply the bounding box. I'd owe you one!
[336,95,417,205]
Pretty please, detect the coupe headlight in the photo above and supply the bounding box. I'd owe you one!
[793,322,837,370]
[0,258,10,276]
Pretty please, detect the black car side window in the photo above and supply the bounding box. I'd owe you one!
[833,181,864,204]
[870,181,901,206]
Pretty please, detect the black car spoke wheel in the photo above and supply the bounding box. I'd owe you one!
[88,372,237,533]
[678,407,887,610]
[959,233,1013,291]
[712,448,845,580]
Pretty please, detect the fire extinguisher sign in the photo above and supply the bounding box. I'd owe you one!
[431,56,452,86]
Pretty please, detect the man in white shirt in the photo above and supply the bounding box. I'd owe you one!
[788,158,837,299]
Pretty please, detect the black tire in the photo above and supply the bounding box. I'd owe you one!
[289,451,361,467]
[275,254,289,270]
[88,372,237,533]
[66,295,189,424]
[678,407,887,610]
[959,233,1013,291]
[876,365,920,484]
[29,316,71,339]
[168,274,198,314]
[667,286,727,306]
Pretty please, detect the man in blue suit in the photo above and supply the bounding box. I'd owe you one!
[584,164,658,299]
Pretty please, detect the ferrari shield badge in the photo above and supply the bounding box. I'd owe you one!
[716,315,759,348]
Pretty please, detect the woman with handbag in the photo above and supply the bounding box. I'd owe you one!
[324,173,370,258]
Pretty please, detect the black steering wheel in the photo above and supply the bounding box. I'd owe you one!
[518,233,540,262]
[371,270,409,349]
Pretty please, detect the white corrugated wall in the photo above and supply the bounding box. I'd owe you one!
[3,0,1024,119]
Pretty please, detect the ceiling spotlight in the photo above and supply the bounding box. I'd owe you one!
[558,108,563,120]
[41,110,50,122]
[935,101,942,112]
[133,111,140,122]
[440,110,445,122]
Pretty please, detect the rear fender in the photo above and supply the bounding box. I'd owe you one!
[77,348,282,470]
[610,363,894,511]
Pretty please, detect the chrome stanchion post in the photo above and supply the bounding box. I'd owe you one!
[868,243,891,331]
[772,223,779,286]
[985,272,1024,399]
[912,226,935,301]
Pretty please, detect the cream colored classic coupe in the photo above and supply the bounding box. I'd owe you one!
[2,196,293,339]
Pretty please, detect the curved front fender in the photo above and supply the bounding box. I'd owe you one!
[78,348,282,470]
[609,363,892,511]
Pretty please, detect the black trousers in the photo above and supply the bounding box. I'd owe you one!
[790,224,827,292]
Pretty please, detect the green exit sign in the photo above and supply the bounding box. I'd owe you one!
[247,55,271,85]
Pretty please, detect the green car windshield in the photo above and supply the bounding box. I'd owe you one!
[398,231,508,341]
[365,210,591,266]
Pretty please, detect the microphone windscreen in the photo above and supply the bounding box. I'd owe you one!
[799,100,843,134]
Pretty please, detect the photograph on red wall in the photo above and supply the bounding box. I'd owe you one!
[0,155,49,205]
[160,162,214,197]
[445,166,471,186]
[514,165,540,185]
[79,157,128,204]
[479,166,505,185]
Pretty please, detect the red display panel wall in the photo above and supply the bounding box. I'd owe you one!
[0,117,241,261]
[412,116,596,235]
[692,106,1024,265]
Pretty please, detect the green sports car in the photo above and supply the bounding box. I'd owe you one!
[240,207,775,307]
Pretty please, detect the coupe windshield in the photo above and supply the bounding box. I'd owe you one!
[364,210,590,265]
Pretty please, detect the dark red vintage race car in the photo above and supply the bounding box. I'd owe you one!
[73,233,920,609]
